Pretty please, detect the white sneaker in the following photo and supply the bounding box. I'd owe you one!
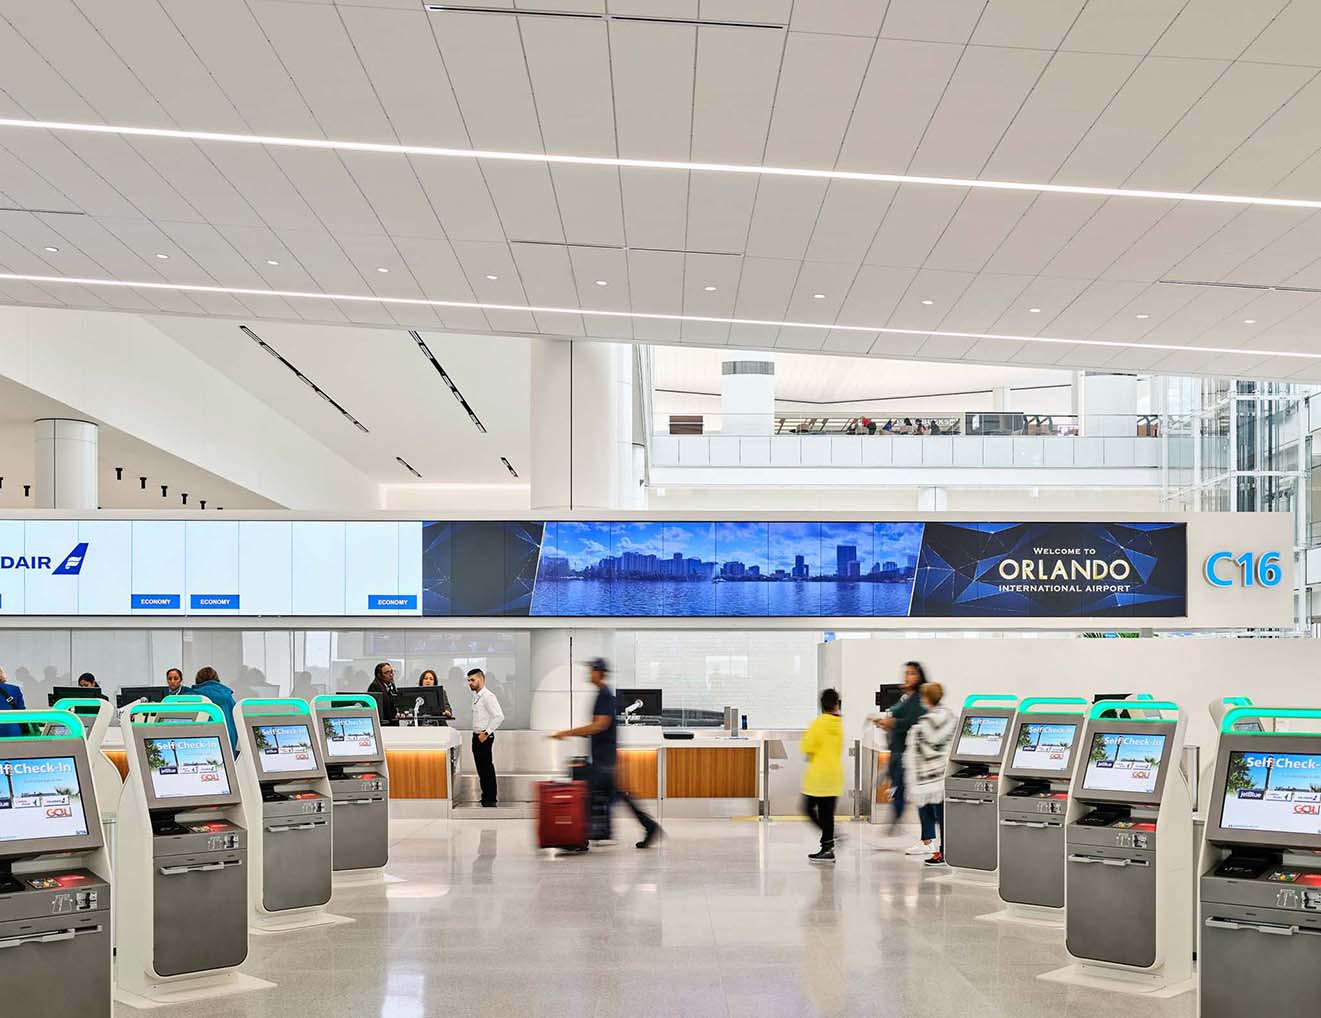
[905,842,933,856]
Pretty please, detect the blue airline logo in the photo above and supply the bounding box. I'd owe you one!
[0,542,88,575]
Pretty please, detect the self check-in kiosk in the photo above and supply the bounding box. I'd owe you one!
[233,699,350,933]
[1199,706,1321,1018]
[981,697,1089,924]
[1040,699,1194,997]
[115,700,272,1007]
[943,695,1018,875]
[50,697,122,853]
[312,695,390,877]
[0,711,111,1018]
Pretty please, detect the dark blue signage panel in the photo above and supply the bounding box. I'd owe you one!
[422,521,1186,619]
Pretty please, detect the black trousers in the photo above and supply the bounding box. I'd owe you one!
[472,733,497,805]
[804,794,836,849]
[589,763,656,839]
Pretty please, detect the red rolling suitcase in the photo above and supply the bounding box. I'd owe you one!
[537,778,588,850]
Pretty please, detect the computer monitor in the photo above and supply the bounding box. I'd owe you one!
[0,742,101,855]
[1092,693,1136,720]
[617,689,663,719]
[1010,721,1081,775]
[393,686,451,720]
[320,714,383,763]
[117,686,166,709]
[47,686,108,707]
[874,684,905,712]
[1079,725,1176,803]
[246,720,325,781]
[954,714,1011,760]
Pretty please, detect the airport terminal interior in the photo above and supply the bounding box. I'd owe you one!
[5,2,1321,1017]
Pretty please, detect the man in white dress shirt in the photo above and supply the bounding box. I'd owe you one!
[468,668,504,807]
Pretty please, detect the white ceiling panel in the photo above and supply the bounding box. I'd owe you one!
[981,195,1107,276]
[609,20,695,160]
[627,249,683,342]
[761,32,872,167]
[548,166,626,248]
[1151,0,1291,61]
[339,153,448,239]
[865,187,966,268]
[835,264,918,327]
[971,0,1087,50]
[620,169,689,250]
[746,178,829,260]
[881,0,986,45]
[510,243,586,335]
[691,25,782,164]
[1242,0,1321,67]
[685,176,758,254]
[806,181,898,264]
[520,17,616,156]
[924,192,1037,274]
[1061,1,1183,56]
[1043,200,1173,279]
[1167,206,1309,282]
[789,0,885,36]
[411,161,507,244]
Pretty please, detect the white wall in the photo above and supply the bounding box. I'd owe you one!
[825,636,1321,792]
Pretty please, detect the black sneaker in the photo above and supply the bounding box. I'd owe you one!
[557,845,589,856]
[808,848,835,863]
[636,824,662,849]
[924,851,945,866]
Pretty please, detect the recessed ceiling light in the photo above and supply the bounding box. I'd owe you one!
[8,116,1321,211]
[484,273,498,281]
[7,270,1321,364]
[704,285,717,292]
[43,246,58,253]
[812,293,826,300]
[921,299,934,305]
[1244,319,1257,324]
[1136,313,1150,319]
[266,259,279,266]
[594,279,608,287]
[154,253,168,260]
[1028,307,1041,313]
[376,266,389,273]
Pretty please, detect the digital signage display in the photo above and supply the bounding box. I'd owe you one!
[1220,752,1321,837]
[253,724,317,776]
[0,518,1186,620]
[0,756,90,843]
[144,736,231,799]
[1011,722,1079,773]
[1082,732,1168,795]
[955,715,1009,758]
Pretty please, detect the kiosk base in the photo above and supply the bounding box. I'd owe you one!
[115,971,276,1010]
[1037,962,1195,998]
[249,910,354,935]
[926,867,998,890]
[976,903,1064,929]
[331,868,393,888]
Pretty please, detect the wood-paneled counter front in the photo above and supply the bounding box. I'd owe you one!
[665,746,758,798]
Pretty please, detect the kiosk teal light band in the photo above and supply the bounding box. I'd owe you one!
[239,697,312,717]
[52,697,107,714]
[312,694,375,710]
[1019,697,1089,714]
[962,694,1018,709]
[128,701,224,725]
[0,709,86,740]
[1222,696,1253,707]
[1088,699,1180,720]
[1221,707,1321,735]
[163,694,209,704]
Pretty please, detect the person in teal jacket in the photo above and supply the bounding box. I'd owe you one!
[191,666,239,754]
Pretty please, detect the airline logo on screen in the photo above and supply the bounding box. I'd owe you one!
[0,541,88,575]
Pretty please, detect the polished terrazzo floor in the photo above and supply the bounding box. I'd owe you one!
[117,817,1200,1018]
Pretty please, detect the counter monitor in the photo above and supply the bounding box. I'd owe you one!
[1011,722,1079,773]
[1219,751,1321,837]
[144,736,232,799]
[956,715,1009,758]
[253,723,318,776]
[0,755,91,843]
[322,716,379,760]
[1081,732,1168,796]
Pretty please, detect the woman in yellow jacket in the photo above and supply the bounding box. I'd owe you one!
[801,687,844,863]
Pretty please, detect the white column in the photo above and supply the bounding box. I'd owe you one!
[33,418,98,509]
[1082,373,1138,437]
[529,339,639,511]
[528,629,618,731]
[719,357,775,435]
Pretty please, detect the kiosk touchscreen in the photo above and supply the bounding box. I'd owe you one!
[233,699,350,933]
[989,698,1088,919]
[0,711,111,1018]
[115,701,270,1007]
[1199,707,1321,1018]
[943,695,1017,874]
[313,695,390,875]
[49,698,123,853]
[1040,699,1193,997]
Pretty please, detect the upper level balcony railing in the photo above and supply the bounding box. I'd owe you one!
[664,410,1161,438]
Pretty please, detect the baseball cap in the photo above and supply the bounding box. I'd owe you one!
[583,657,610,673]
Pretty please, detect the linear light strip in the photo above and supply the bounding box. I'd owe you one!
[1,271,1313,362]
[408,329,487,433]
[395,456,422,479]
[239,324,370,432]
[0,116,1319,210]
